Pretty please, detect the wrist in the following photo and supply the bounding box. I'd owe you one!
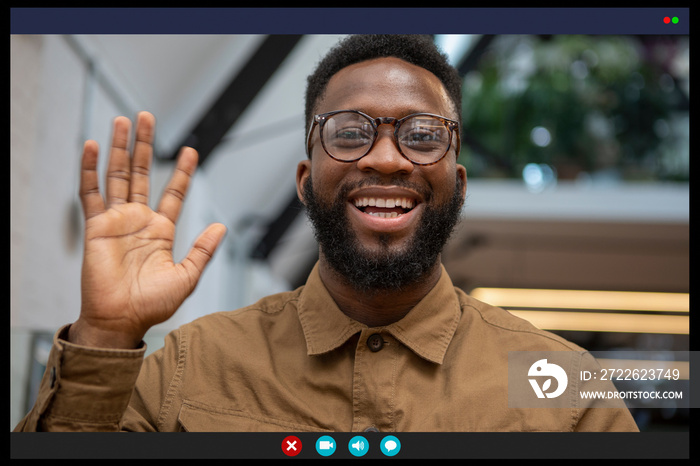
[68,318,144,349]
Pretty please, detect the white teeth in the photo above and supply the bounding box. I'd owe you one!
[353,197,415,209]
[368,211,399,218]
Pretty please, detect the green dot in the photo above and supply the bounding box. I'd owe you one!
[672,17,679,24]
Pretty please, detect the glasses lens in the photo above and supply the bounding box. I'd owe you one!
[398,115,451,164]
[321,112,374,161]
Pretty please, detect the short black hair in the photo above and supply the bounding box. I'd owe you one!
[305,34,463,137]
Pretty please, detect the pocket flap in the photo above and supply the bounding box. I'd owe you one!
[178,401,331,432]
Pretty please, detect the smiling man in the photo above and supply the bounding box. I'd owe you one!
[15,35,638,433]
[300,51,467,326]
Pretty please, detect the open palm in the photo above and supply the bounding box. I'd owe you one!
[70,112,226,349]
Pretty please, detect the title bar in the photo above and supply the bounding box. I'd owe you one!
[11,8,690,35]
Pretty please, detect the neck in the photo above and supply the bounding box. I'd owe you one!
[318,257,443,327]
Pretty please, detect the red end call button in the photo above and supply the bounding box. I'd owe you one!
[282,436,302,456]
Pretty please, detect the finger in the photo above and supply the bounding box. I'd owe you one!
[179,223,227,290]
[79,140,105,220]
[157,147,198,224]
[128,112,155,205]
[105,116,132,208]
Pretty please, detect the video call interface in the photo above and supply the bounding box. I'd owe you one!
[10,8,690,460]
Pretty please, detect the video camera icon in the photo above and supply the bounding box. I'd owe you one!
[348,435,368,457]
[315,435,336,456]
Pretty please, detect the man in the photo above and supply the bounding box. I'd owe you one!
[15,35,638,432]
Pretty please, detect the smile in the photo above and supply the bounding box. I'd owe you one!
[352,196,416,218]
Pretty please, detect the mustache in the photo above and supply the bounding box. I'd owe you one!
[334,175,433,203]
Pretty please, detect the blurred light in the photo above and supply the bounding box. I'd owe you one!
[570,60,589,80]
[522,163,556,192]
[507,310,688,334]
[470,288,689,313]
[471,287,689,335]
[530,126,552,147]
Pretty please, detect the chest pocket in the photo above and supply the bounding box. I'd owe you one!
[177,400,333,432]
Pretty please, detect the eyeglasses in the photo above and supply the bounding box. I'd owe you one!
[306,110,460,166]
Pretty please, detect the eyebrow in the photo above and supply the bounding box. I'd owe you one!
[338,107,447,119]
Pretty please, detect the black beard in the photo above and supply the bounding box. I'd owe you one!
[302,174,464,294]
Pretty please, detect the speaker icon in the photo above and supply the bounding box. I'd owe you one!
[348,436,369,457]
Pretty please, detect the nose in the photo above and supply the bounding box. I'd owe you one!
[356,127,414,175]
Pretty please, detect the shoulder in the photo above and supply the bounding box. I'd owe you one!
[454,287,586,352]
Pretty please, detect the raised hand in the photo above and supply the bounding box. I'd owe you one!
[69,112,227,349]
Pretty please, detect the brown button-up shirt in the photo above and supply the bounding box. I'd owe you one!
[16,264,638,432]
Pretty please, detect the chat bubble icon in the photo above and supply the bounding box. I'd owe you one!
[380,436,401,456]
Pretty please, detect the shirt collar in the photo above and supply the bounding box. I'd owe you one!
[297,263,462,364]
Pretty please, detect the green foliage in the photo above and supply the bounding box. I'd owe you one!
[459,35,688,182]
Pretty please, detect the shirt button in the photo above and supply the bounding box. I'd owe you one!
[367,333,384,352]
[364,426,379,432]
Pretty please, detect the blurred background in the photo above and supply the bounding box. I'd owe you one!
[11,33,688,431]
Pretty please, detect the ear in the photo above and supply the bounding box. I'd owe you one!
[296,159,312,205]
[456,163,467,202]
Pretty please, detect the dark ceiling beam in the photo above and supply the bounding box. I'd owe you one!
[164,34,304,165]
[455,34,494,76]
[250,194,305,261]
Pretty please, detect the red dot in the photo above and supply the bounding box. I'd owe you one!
[664,17,671,24]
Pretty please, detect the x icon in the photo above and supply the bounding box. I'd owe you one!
[282,436,302,456]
